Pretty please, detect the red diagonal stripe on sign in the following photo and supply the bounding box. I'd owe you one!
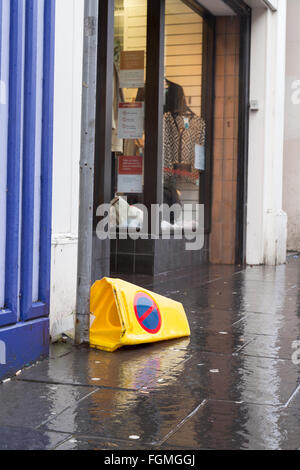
[138,304,156,323]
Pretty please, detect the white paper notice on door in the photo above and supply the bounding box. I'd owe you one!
[195,144,206,171]
[118,156,143,194]
[120,51,145,89]
[120,69,145,89]
[118,102,144,140]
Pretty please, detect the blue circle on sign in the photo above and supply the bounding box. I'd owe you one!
[134,292,162,334]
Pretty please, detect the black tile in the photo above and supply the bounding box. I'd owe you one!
[110,252,117,273]
[135,254,154,275]
[110,239,117,254]
[116,254,135,274]
[117,238,135,254]
[135,238,154,254]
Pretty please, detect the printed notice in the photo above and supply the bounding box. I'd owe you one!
[118,102,144,140]
[195,144,206,171]
[118,156,143,194]
[120,51,145,89]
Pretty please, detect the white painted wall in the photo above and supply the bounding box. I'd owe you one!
[283,0,300,251]
[247,2,287,265]
[50,0,84,341]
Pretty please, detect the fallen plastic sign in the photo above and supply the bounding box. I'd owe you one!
[134,293,162,334]
[90,278,190,352]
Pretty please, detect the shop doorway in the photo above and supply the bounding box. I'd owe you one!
[92,0,251,279]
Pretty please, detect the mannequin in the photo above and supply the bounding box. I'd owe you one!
[164,78,187,115]
[163,78,206,184]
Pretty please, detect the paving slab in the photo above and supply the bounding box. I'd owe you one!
[44,386,206,446]
[1,261,300,449]
[165,400,300,450]
[0,379,95,429]
[0,426,69,450]
[17,340,192,391]
[55,436,157,450]
[145,353,300,406]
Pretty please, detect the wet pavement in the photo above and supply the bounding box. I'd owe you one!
[1,255,300,450]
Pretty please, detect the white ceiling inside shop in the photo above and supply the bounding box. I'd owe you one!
[196,0,236,16]
[196,0,277,15]
[243,0,277,10]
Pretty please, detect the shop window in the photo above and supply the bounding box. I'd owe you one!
[163,0,205,227]
[94,0,249,275]
[111,0,206,232]
[112,0,147,208]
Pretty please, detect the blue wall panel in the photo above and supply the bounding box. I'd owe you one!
[1,0,24,328]
[0,0,11,317]
[21,0,39,320]
[39,0,55,312]
[0,319,49,377]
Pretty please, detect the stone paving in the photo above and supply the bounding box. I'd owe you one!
[0,255,300,450]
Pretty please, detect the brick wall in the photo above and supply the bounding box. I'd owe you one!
[210,17,240,265]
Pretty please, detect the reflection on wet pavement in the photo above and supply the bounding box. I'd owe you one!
[1,257,300,450]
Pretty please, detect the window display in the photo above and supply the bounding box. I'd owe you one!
[163,0,205,225]
[163,79,206,183]
[111,0,205,227]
